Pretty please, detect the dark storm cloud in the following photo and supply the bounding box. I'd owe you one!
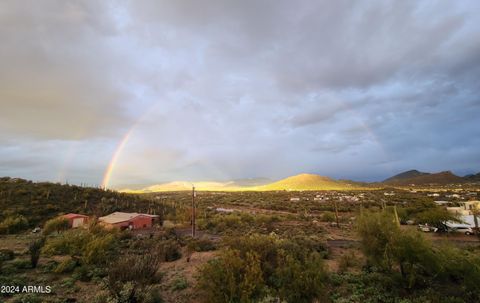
[0,0,479,185]
[0,1,134,140]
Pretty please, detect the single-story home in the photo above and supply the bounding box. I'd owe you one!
[447,200,480,216]
[62,213,88,228]
[98,212,159,230]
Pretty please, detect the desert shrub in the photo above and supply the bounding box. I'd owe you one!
[160,239,182,262]
[42,227,118,267]
[11,294,42,303]
[274,251,327,302]
[198,249,265,303]
[338,251,360,273]
[105,250,163,302]
[42,229,91,256]
[171,276,188,291]
[54,257,78,273]
[82,233,116,265]
[144,287,164,303]
[0,249,15,261]
[42,217,70,235]
[12,259,31,269]
[40,260,59,273]
[198,234,328,303]
[321,211,336,222]
[435,244,480,299]
[357,211,401,270]
[28,237,45,268]
[357,211,480,299]
[187,237,216,253]
[0,215,29,234]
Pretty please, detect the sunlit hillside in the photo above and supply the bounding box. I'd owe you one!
[121,173,368,193]
[255,173,364,191]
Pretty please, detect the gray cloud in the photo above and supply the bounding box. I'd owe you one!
[0,0,479,186]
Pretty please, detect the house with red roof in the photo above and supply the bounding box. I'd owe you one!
[62,213,89,228]
[98,212,159,230]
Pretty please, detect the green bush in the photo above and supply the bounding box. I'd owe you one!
[11,294,42,303]
[357,211,480,299]
[197,234,328,303]
[12,259,31,269]
[321,211,336,222]
[54,257,78,273]
[42,229,90,256]
[42,217,70,235]
[160,240,182,262]
[338,251,360,273]
[0,249,15,261]
[0,215,29,234]
[171,276,189,291]
[82,234,116,265]
[106,251,163,302]
[187,237,216,252]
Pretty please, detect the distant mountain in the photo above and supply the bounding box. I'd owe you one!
[120,169,474,193]
[383,170,430,183]
[464,172,480,182]
[255,173,363,191]
[121,173,365,193]
[383,170,464,185]
[121,181,239,193]
[227,178,272,187]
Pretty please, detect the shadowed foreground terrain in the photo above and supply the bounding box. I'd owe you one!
[1,178,480,303]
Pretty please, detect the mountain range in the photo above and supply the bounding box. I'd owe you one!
[120,169,480,193]
[381,170,466,186]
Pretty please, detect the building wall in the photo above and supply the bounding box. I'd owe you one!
[107,216,153,230]
[72,217,86,228]
[130,216,153,229]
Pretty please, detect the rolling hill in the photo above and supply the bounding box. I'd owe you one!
[122,181,240,193]
[0,177,163,226]
[464,172,480,182]
[383,170,465,185]
[383,170,430,183]
[255,173,364,191]
[121,173,365,192]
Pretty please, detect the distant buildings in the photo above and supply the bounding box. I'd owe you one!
[290,197,300,201]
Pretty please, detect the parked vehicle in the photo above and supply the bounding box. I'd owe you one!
[450,226,474,235]
[417,224,438,233]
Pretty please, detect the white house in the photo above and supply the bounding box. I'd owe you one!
[446,200,480,216]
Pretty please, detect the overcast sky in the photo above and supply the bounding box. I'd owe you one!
[1,0,479,187]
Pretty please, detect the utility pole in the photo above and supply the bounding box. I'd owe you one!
[192,185,196,238]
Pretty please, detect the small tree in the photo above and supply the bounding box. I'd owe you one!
[105,249,163,302]
[43,217,70,235]
[415,207,461,229]
[0,215,29,234]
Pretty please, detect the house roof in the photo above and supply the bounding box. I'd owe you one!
[62,213,88,219]
[99,212,158,224]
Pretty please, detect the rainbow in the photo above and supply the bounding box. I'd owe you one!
[101,127,135,189]
[98,98,391,189]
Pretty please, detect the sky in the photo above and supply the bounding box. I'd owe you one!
[0,0,479,188]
